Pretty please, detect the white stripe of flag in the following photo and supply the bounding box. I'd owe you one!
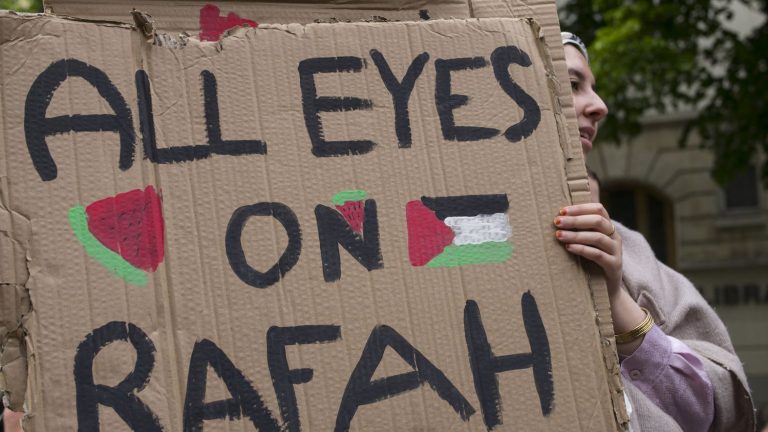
[444,213,511,246]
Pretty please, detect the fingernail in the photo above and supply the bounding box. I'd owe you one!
[560,208,567,216]
[554,217,561,226]
[555,230,563,238]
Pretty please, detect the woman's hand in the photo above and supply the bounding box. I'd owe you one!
[554,203,622,296]
[3,408,24,432]
[554,203,648,354]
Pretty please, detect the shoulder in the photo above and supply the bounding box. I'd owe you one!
[613,221,705,328]
[614,222,660,274]
[614,222,650,251]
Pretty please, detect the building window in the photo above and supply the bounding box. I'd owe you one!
[601,183,676,267]
[724,165,759,210]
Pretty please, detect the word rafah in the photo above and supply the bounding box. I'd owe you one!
[74,292,553,432]
[25,46,541,181]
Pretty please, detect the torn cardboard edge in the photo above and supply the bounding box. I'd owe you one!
[559,89,630,430]
[0,8,132,28]
[0,287,31,413]
[0,106,32,417]
[0,200,32,412]
[529,20,629,429]
[0,7,627,429]
[43,0,456,41]
[0,329,28,411]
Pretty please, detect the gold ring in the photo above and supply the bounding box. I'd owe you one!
[607,223,616,237]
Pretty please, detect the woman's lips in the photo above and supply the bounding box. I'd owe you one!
[579,126,595,150]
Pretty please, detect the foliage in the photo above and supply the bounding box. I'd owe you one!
[0,0,42,13]
[559,0,768,184]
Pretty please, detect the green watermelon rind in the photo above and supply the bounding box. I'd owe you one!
[331,190,368,206]
[68,206,148,286]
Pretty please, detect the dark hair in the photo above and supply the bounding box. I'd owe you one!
[757,402,768,431]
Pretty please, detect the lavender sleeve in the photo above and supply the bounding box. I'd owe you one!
[620,325,714,432]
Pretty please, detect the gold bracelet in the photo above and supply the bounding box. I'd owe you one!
[614,307,654,344]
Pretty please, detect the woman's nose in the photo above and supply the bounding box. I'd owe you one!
[586,91,608,122]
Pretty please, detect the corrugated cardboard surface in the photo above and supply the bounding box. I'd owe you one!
[0,3,625,431]
[46,0,471,32]
[39,1,592,199]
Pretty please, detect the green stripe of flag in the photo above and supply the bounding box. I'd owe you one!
[426,242,513,268]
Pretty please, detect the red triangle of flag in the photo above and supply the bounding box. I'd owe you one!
[406,200,455,266]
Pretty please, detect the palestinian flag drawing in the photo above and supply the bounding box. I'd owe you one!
[406,194,512,267]
[68,186,165,286]
[332,190,368,234]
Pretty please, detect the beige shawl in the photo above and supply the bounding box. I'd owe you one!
[617,223,755,431]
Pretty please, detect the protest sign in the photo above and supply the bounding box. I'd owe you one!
[0,2,626,430]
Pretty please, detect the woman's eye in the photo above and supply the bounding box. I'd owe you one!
[570,80,579,92]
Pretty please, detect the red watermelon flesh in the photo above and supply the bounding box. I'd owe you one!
[85,186,164,272]
[336,200,365,234]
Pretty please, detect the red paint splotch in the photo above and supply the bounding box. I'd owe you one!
[406,200,455,267]
[86,186,165,272]
[199,4,257,42]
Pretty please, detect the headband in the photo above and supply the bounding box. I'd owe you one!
[561,31,589,63]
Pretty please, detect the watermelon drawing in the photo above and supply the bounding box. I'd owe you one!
[332,190,368,234]
[68,186,164,286]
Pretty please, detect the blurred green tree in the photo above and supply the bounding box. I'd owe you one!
[560,0,768,184]
[0,0,42,12]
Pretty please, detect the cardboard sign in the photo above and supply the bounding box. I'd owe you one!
[45,0,499,34]
[0,3,626,431]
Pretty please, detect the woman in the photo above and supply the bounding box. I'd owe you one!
[556,32,755,431]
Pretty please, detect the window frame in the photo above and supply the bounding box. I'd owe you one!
[716,164,766,229]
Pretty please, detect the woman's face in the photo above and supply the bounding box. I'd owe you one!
[564,45,608,154]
